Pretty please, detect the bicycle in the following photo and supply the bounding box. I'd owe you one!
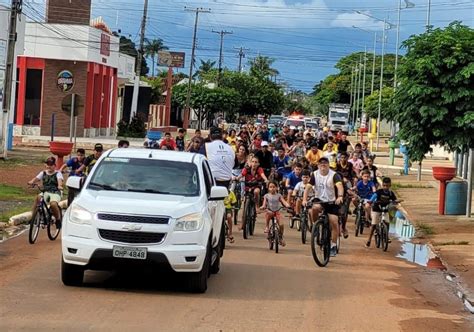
[242,181,262,239]
[300,200,312,244]
[374,201,398,252]
[232,180,242,225]
[310,199,338,267]
[266,206,285,254]
[28,185,62,244]
[354,196,368,237]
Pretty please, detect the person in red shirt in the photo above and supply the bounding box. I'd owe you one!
[237,156,268,230]
[160,132,177,150]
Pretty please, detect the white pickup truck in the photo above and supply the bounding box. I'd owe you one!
[62,149,227,293]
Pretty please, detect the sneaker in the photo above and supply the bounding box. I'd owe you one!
[279,238,286,247]
[264,227,269,233]
[330,246,337,257]
[365,241,371,248]
[343,229,349,239]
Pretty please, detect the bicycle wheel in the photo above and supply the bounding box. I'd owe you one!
[311,219,330,267]
[274,225,279,254]
[289,216,295,229]
[249,204,256,236]
[301,215,307,244]
[268,222,274,250]
[355,212,361,237]
[336,223,341,254]
[243,200,250,239]
[296,217,301,231]
[47,208,62,241]
[382,223,389,252]
[28,207,42,244]
[375,225,381,248]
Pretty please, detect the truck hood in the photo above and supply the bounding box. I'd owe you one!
[75,190,201,219]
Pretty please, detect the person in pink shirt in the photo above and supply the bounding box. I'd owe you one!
[349,152,364,178]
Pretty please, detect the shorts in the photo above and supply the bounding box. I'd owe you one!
[267,211,281,219]
[44,192,62,204]
[216,180,231,188]
[315,203,340,216]
[371,211,388,225]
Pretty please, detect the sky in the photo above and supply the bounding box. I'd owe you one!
[5,0,474,92]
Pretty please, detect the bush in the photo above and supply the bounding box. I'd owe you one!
[117,115,146,138]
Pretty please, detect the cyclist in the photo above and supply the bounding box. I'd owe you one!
[323,142,338,170]
[238,155,269,231]
[118,140,129,148]
[160,132,178,151]
[303,157,344,257]
[349,151,364,178]
[77,143,104,177]
[60,148,85,177]
[224,189,238,244]
[28,157,64,227]
[362,156,382,185]
[255,141,274,178]
[285,162,303,204]
[289,138,306,159]
[203,127,235,188]
[260,180,291,246]
[306,143,323,169]
[366,177,398,248]
[273,146,292,183]
[292,169,312,219]
[354,169,377,225]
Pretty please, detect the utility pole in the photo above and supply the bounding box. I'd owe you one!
[1,0,21,158]
[130,0,148,123]
[371,32,377,94]
[376,19,387,151]
[355,54,362,128]
[234,46,249,73]
[361,47,367,127]
[426,0,432,29]
[184,7,210,129]
[212,30,233,86]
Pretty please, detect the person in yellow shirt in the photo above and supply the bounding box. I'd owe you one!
[224,189,237,243]
[323,136,338,152]
[305,143,323,169]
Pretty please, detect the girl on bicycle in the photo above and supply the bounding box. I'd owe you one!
[260,181,291,246]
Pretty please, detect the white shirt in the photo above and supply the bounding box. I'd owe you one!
[313,169,337,202]
[35,170,64,182]
[205,140,235,181]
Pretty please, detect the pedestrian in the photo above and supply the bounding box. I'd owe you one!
[175,128,186,152]
[118,140,129,148]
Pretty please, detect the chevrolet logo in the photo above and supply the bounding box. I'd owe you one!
[121,224,143,231]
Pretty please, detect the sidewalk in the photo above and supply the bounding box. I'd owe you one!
[376,155,474,299]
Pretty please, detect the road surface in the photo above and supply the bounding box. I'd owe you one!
[0,215,472,331]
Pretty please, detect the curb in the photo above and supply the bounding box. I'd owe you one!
[8,200,68,226]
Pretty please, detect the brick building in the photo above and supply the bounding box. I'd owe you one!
[13,0,135,138]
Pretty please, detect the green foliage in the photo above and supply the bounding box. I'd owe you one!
[249,56,279,79]
[144,38,168,77]
[119,35,149,76]
[387,22,474,161]
[117,115,146,138]
[194,60,217,80]
[364,87,394,119]
[314,52,397,109]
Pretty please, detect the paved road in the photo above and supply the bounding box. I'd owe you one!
[0,214,472,331]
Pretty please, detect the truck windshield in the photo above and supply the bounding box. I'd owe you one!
[88,158,200,196]
[330,111,349,119]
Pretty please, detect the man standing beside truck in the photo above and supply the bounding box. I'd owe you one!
[203,127,235,188]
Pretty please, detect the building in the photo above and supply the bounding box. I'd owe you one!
[12,0,136,139]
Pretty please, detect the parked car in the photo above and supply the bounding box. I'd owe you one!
[62,149,227,293]
[284,115,306,130]
[268,115,285,128]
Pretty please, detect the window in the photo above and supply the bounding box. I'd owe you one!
[202,161,214,197]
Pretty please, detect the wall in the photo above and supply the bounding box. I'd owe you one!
[40,60,87,137]
[46,0,92,25]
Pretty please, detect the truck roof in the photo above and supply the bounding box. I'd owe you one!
[106,148,204,164]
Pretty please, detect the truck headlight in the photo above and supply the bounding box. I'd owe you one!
[174,212,203,231]
[69,204,93,225]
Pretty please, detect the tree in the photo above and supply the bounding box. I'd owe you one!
[364,87,394,119]
[386,22,474,161]
[194,60,217,80]
[144,38,168,77]
[119,35,149,76]
[249,56,279,79]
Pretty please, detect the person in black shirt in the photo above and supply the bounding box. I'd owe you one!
[77,143,104,177]
[336,152,357,186]
[362,156,382,185]
[255,141,274,177]
[337,134,351,154]
[175,128,186,151]
[366,177,399,248]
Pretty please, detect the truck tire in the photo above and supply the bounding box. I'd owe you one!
[219,218,226,258]
[187,241,210,293]
[210,246,220,275]
[61,257,84,287]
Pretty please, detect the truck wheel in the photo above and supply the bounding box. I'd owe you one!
[61,257,84,287]
[219,218,226,258]
[210,245,221,275]
[187,242,210,293]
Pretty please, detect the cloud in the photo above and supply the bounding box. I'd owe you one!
[330,11,385,30]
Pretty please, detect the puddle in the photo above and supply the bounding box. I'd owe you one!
[391,211,446,270]
[0,225,29,243]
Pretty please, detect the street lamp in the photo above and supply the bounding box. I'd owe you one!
[394,0,415,90]
[352,26,378,94]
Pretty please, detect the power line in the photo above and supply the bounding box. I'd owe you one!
[212,30,233,85]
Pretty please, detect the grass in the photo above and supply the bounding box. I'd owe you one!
[416,223,435,236]
[391,182,431,190]
[0,184,35,201]
[435,240,470,246]
[0,203,32,223]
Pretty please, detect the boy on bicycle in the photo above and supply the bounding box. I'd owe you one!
[366,177,398,248]
[354,169,377,224]
[237,156,268,231]
[285,162,303,204]
[28,157,64,227]
[260,181,291,246]
[292,169,312,219]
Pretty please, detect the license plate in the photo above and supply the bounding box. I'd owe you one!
[112,246,147,260]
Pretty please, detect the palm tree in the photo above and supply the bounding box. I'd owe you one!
[194,59,216,80]
[144,38,168,77]
[249,56,279,79]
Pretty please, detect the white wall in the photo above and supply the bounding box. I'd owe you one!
[24,23,119,68]
[118,53,135,80]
